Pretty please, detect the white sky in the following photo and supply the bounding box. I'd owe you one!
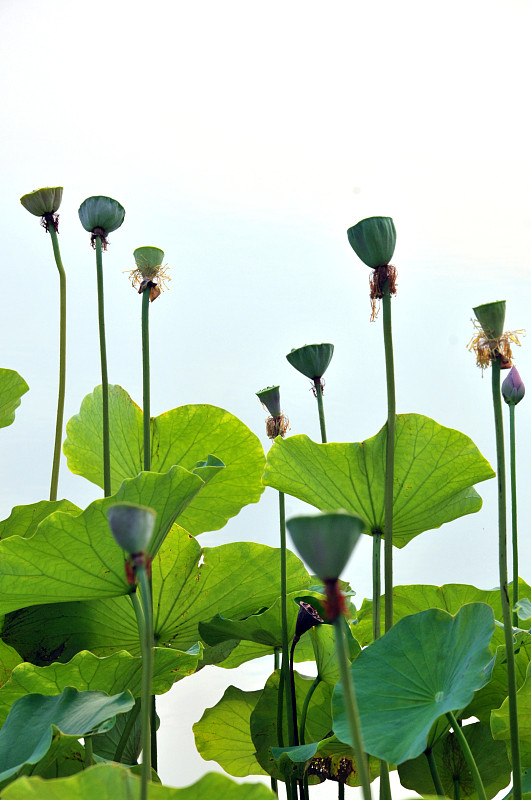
[1,0,530,797]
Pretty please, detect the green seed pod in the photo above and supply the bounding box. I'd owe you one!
[133,246,165,280]
[287,511,366,581]
[473,300,506,339]
[78,196,125,235]
[20,187,63,217]
[286,343,334,380]
[347,216,396,268]
[256,385,282,417]
[107,502,156,554]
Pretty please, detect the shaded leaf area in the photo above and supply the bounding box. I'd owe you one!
[270,738,382,787]
[91,700,161,766]
[1,764,277,799]
[2,527,311,665]
[63,386,265,534]
[0,687,134,785]
[492,660,531,765]
[0,467,205,616]
[208,635,315,671]
[352,580,531,648]
[333,604,495,764]
[0,369,29,429]
[0,500,81,541]
[194,686,268,777]
[399,721,511,800]
[0,648,200,728]
[466,636,531,724]
[263,414,494,548]
[0,641,22,689]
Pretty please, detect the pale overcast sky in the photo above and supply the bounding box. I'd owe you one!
[1,1,530,797]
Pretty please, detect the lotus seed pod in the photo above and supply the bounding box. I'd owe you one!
[295,601,323,638]
[133,246,165,280]
[473,300,506,340]
[107,503,156,554]
[287,511,366,581]
[347,216,396,268]
[20,187,63,217]
[78,196,125,235]
[502,366,525,406]
[256,385,282,418]
[286,343,334,380]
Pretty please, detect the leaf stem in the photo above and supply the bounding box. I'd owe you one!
[334,614,372,800]
[491,357,521,800]
[136,566,154,797]
[509,403,518,626]
[372,533,382,642]
[446,712,487,800]
[47,225,66,502]
[84,736,93,768]
[95,235,111,496]
[279,491,296,747]
[289,639,300,745]
[424,747,445,797]
[114,698,141,762]
[142,289,151,472]
[299,676,321,745]
[382,284,395,633]
[314,380,327,443]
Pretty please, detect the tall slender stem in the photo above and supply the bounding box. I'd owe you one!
[491,357,521,800]
[137,565,154,797]
[446,712,487,800]
[334,615,372,800]
[95,236,111,496]
[84,736,93,768]
[372,533,382,642]
[339,782,344,800]
[279,491,295,747]
[314,381,328,443]
[509,403,519,626]
[382,285,395,632]
[299,676,321,745]
[142,289,151,472]
[114,699,142,763]
[47,225,66,502]
[425,748,445,797]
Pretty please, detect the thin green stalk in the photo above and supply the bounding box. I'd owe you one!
[446,712,487,800]
[379,761,391,800]
[299,676,321,744]
[454,778,460,800]
[47,225,66,502]
[334,614,372,800]
[372,533,382,642]
[314,381,327,443]
[95,235,111,496]
[424,748,445,797]
[84,736,93,768]
[289,640,300,746]
[492,358,521,800]
[114,699,142,763]
[382,285,396,633]
[142,288,151,472]
[137,565,154,797]
[339,782,344,800]
[276,660,285,748]
[279,491,295,747]
[509,403,519,626]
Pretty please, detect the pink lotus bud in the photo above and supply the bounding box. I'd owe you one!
[502,366,525,406]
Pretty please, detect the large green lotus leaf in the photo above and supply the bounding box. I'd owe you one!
[398,721,511,800]
[0,687,134,784]
[2,527,310,664]
[0,641,22,690]
[466,638,531,724]
[1,764,277,799]
[0,500,81,541]
[491,660,531,765]
[310,623,360,686]
[0,466,204,615]
[0,369,29,429]
[250,670,333,781]
[0,647,200,727]
[63,385,265,535]
[270,738,382,787]
[333,603,495,764]
[212,634,316,670]
[352,580,531,648]
[263,414,494,547]
[193,686,267,777]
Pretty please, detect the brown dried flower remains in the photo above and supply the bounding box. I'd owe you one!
[467,321,525,371]
[369,264,397,322]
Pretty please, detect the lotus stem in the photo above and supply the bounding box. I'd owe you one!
[372,533,382,642]
[114,698,141,762]
[137,564,154,796]
[425,747,445,797]
[382,284,395,632]
[334,614,371,800]
[47,224,66,502]
[491,356,522,800]
[84,736,93,768]
[142,288,151,472]
[454,778,460,800]
[299,676,321,745]
[509,404,519,625]
[279,491,296,747]
[95,235,111,496]
[289,639,300,746]
[314,380,328,443]
[446,712,487,800]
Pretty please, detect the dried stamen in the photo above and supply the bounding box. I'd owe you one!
[369,264,397,321]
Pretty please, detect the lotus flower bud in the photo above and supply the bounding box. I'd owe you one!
[286,511,366,581]
[502,366,525,406]
[20,187,63,217]
[133,246,165,280]
[256,385,282,418]
[107,503,156,554]
[78,196,125,237]
[286,343,334,380]
[347,216,396,268]
[473,300,506,340]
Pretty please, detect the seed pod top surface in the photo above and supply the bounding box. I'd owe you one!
[20,187,63,217]
[472,300,506,340]
[287,511,366,581]
[347,216,396,268]
[78,196,125,235]
[286,343,334,380]
[256,385,282,418]
[107,502,156,554]
[133,247,165,279]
